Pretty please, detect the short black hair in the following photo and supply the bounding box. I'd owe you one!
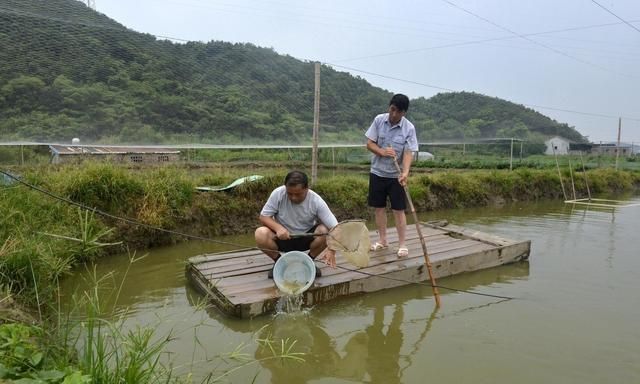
[284,170,309,188]
[389,94,410,112]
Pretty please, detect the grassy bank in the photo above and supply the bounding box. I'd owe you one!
[414,153,640,171]
[2,163,639,304]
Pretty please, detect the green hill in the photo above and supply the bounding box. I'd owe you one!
[411,92,586,143]
[0,0,585,145]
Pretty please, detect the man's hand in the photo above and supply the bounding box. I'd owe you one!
[275,228,290,240]
[398,173,408,186]
[382,146,396,158]
[317,248,336,268]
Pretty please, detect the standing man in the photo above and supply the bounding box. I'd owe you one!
[255,170,338,278]
[365,94,418,258]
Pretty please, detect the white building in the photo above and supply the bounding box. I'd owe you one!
[545,136,570,155]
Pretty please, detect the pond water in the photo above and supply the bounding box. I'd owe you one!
[61,197,640,383]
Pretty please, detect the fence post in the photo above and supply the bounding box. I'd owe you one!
[509,138,514,171]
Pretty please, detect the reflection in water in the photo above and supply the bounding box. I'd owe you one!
[249,262,530,384]
[253,309,408,384]
[365,303,403,384]
[255,315,342,384]
[254,305,409,384]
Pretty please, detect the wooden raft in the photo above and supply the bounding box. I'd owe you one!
[186,222,531,318]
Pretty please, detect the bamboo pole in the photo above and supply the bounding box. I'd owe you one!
[579,151,592,201]
[567,156,577,200]
[553,146,567,200]
[393,155,441,308]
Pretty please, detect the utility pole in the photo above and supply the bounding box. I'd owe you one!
[615,117,621,170]
[311,62,320,185]
[87,0,96,10]
[509,138,514,171]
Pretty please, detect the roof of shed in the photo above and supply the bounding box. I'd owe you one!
[49,145,181,155]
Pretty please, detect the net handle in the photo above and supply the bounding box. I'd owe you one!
[277,220,365,239]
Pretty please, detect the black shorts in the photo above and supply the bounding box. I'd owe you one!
[275,225,319,252]
[368,173,406,211]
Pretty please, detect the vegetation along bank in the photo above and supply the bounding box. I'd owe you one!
[1,163,638,303]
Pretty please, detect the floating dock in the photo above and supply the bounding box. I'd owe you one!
[186,222,531,318]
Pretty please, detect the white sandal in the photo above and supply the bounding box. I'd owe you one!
[370,242,388,251]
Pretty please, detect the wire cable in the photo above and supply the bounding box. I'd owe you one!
[439,0,637,79]
[333,264,517,300]
[332,19,640,63]
[591,0,640,34]
[0,169,246,249]
[324,62,640,122]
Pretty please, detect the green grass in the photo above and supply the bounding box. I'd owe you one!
[0,253,306,383]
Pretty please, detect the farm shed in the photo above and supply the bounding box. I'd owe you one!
[49,145,181,164]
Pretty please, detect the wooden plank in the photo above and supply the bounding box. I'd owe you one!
[214,241,498,310]
[186,222,531,318]
[422,222,516,246]
[188,248,260,264]
[212,236,480,294]
[217,241,485,297]
[198,230,458,278]
[192,226,448,270]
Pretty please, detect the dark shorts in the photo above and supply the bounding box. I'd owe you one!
[275,225,318,253]
[368,173,406,211]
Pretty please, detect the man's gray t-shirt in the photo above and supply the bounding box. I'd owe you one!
[365,113,419,178]
[260,186,338,233]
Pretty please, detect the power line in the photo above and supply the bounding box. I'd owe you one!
[324,62,640,122]
[439,0,637,79]
[333,19,640,63]
[71,13,638,116]
[591,0,640,34]
[523,104,640,122]
[323,62,455,92]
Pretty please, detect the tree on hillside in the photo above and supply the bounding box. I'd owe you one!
[0,0,587,144]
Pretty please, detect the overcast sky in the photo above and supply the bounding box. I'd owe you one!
[94,0,640,143]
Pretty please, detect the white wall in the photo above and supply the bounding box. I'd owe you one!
[545,137,570,155]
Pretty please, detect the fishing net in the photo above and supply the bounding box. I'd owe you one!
[326,220,370,268]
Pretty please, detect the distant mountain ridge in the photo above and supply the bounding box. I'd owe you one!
[0,0,586,144]
[411,92,586,143]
